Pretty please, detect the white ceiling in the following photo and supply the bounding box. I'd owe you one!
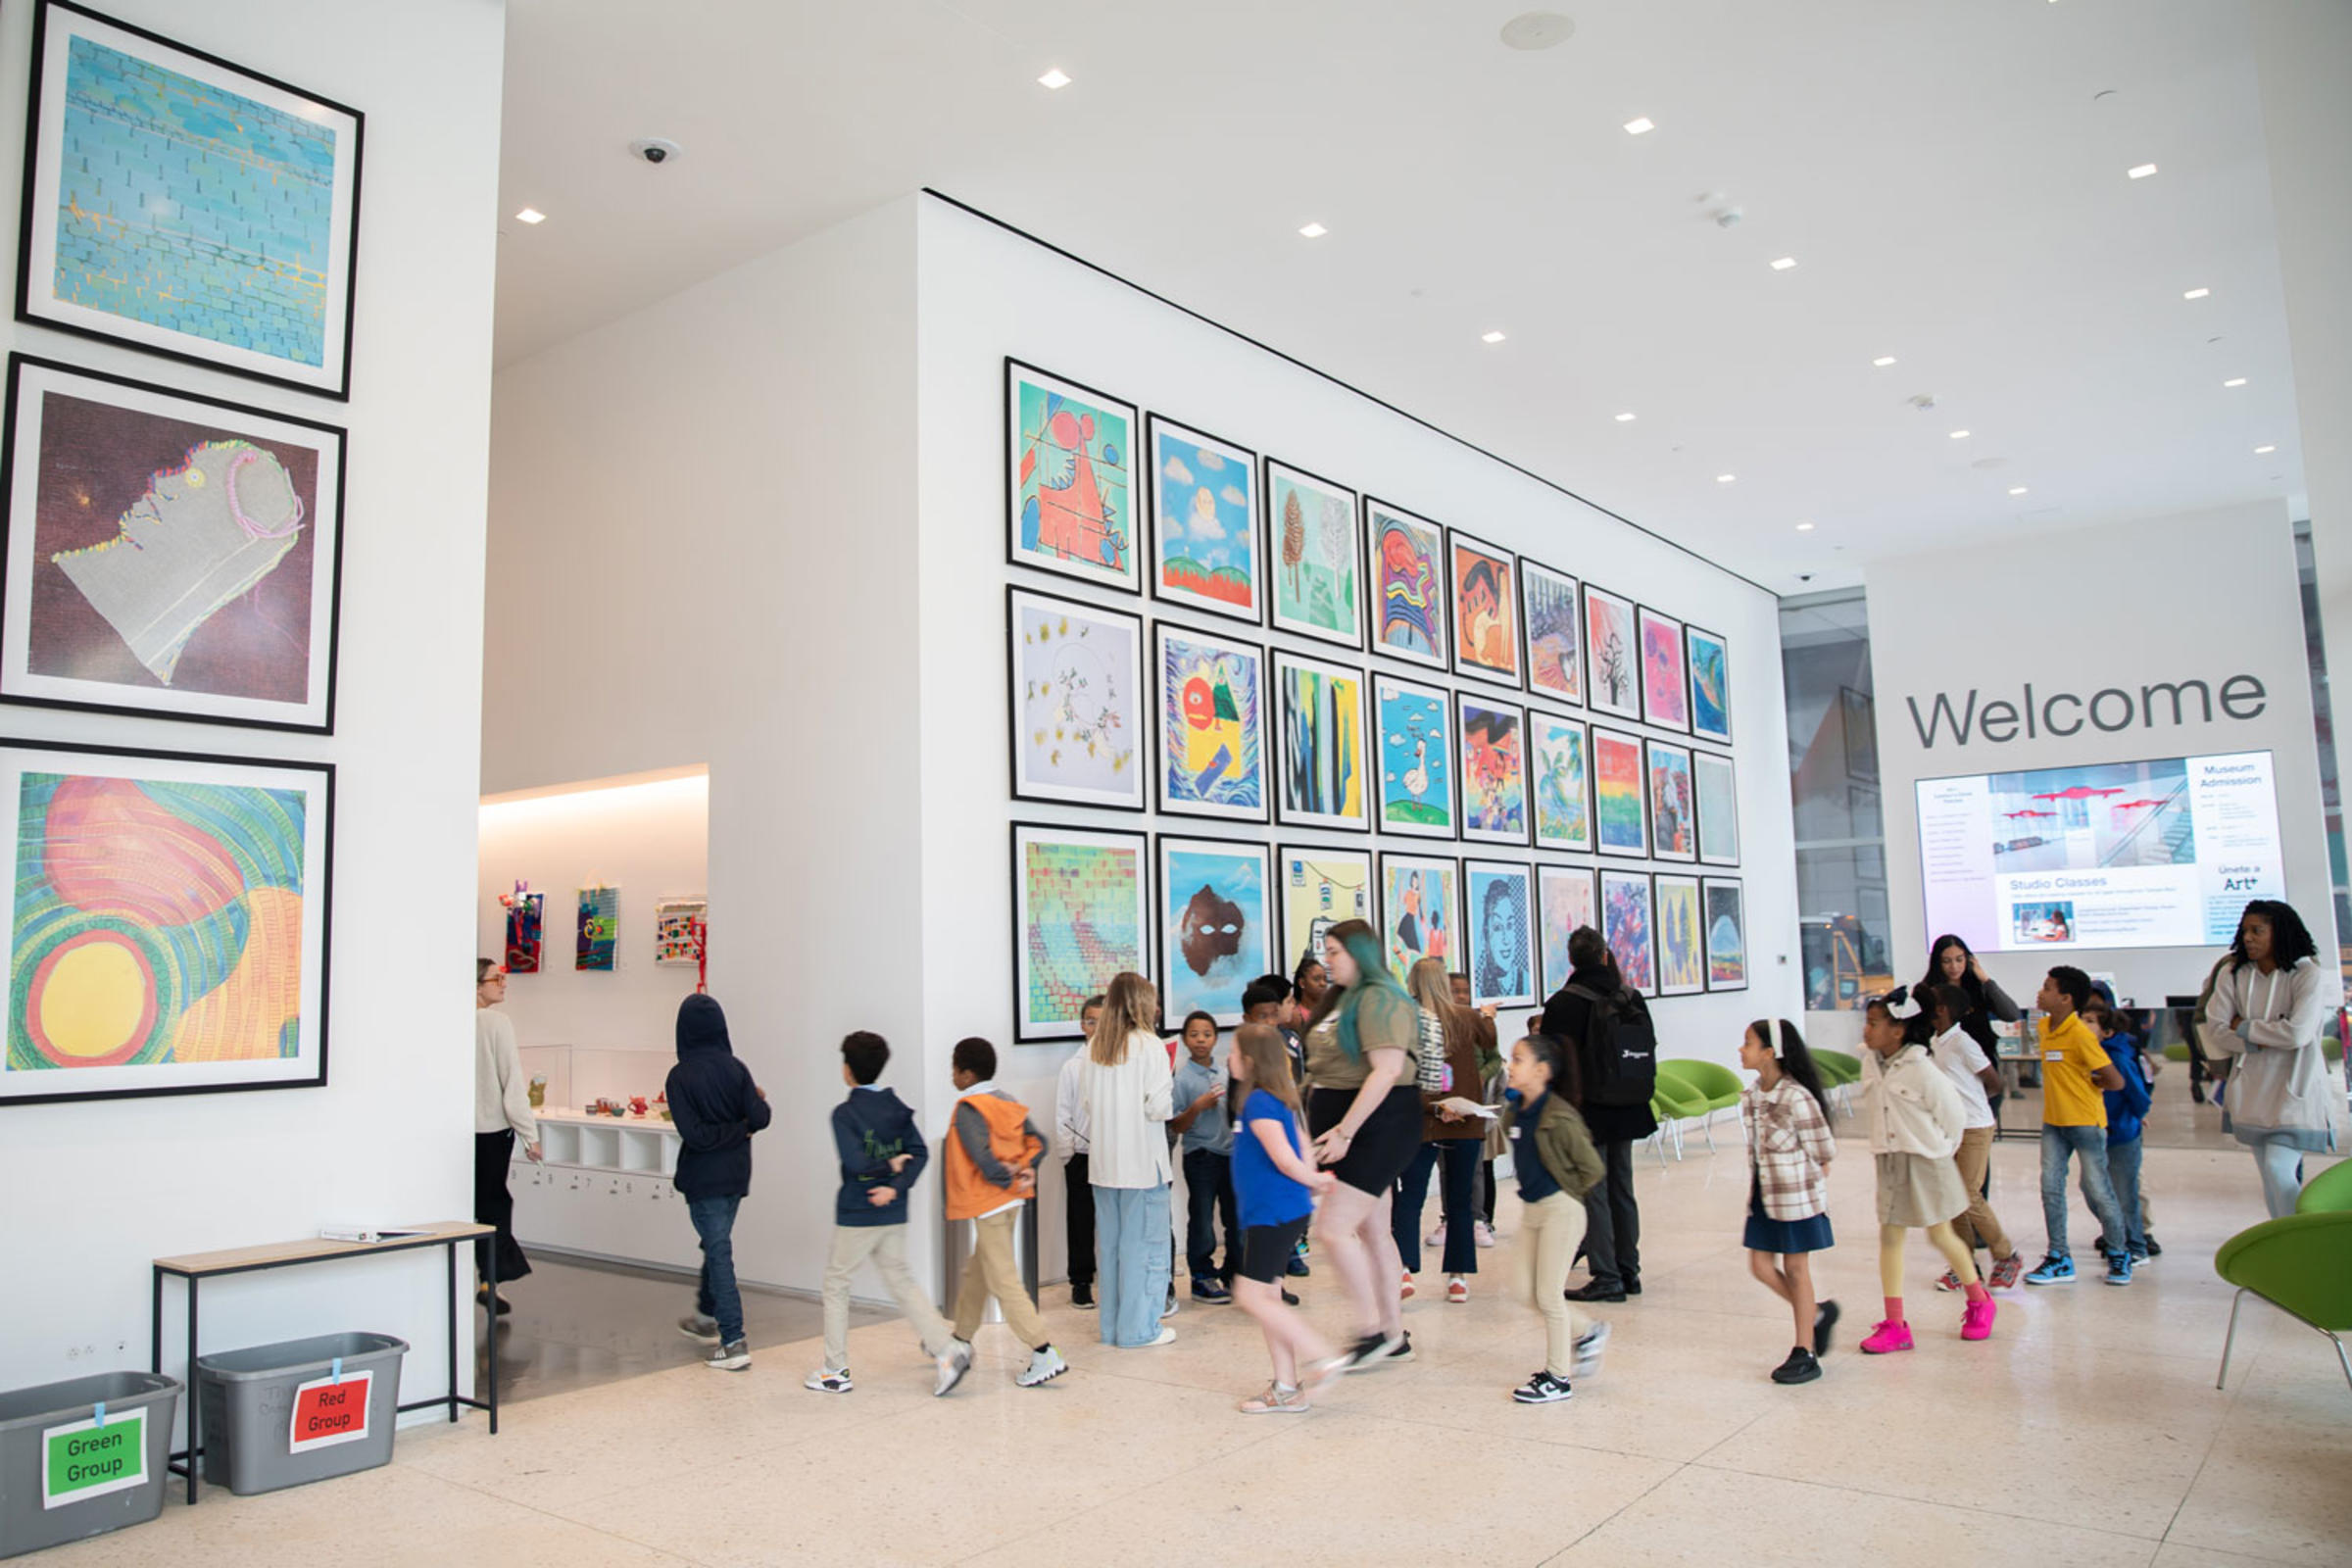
[493,0,2305,591]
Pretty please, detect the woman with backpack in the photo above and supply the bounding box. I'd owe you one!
[1540,926,1658,1304]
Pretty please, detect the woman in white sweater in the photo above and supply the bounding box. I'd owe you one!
[474,959,540,1313]
[1855,987,1992,1354]
[1080,971,1176,1348]
[2203,900,2342,1217]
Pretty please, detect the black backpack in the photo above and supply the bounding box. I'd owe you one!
[1563,983,1657,1107]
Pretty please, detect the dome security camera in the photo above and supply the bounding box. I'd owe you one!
[629,138,682,166]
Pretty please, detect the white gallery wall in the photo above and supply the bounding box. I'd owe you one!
[912,198,1802,1287]
[0,0,504,1419]
[1865,501,2329,1007]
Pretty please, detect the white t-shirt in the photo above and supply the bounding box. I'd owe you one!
[1928,1024,1996,1130]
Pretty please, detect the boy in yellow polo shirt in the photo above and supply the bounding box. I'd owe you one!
[2024,965,2132,1287]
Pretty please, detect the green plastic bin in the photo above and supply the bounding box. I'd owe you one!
[196,1332,407,1496]
[0,1370,180,1559]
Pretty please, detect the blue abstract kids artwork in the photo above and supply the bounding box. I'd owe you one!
[1375,676,1453,836]
[1151,419,1259,618]
[1161,842,1269,1027]
[1156,626,1266,821]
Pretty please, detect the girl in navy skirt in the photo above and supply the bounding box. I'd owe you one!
[1740,1018,1839,1385]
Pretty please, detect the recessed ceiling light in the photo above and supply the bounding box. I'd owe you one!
[2224,377,2247,388]
[1949,429,1971,440]
[2182,287,2210,300]
[1298,221,1328,239]
[2008,486,2029,496]
[1037,68,1072,89]
[2128,163,2159,179]
[1872,356,1896,368]
[514,208,546,224]
[1481,330,1507,344]
[1716,473,1737,484]
[1794,521,1815,531]
[2255,444,2277,454]
[1623,117,1655,135]
[1614,412,1637,422]
[1769,256,1797,270]
[1499,12,1577,50]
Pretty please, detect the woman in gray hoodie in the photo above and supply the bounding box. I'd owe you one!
[2203,900,2342,1218]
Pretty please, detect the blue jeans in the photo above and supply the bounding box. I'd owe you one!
[1093,1183,1172,1348]
[1393,1137,1482,1275]
[1181,1148,1237,1281]
[2039,1125,2126,1260]
[2105,1136,2148,1254]
[687,1195,744,1345]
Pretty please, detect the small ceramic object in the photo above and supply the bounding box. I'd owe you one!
[527,1075,547,1109]
[629,1096,649,1118]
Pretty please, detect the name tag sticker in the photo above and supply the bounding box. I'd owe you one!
[2044,1050,2065,1063]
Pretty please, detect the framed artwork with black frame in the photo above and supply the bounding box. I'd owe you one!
[1005,359,1141,594]
[1581,580,1641,720]
[1535,859,1598,1000]
[1841,686,1880,783]
[1646,737,1697,863]
[1462,857,1539,1008]
[1637,605,1690,734]
[1273,649,1370,833]
[1599,865,1655,997]
[0,353,346,733]
[1446,529,1520,686]
[1527,706,1592,854]
[1152,619,1268,824]
[17,0,365,399]
[1693,748,1740,866]
[1009,820,1150,1044]
[1005,583,1145,811]
[1702,875,1747,992]
[1363,497,1447,670]
[1158,835,1272,1029]
[1457,691,1529,847]
[1591,723,1648,858]
[1652,871,1705,997]
[1277,843,1373,981]
[1519,558,1582,707]
[1145,413,1260,624]
[1264,457,1363,650]
[1378,849,1462,983]
[0,735,334,1105]
[1686,622,1732,746]
[1371,670,1456,840]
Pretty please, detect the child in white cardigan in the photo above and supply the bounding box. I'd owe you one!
[1857,987,1993,1352]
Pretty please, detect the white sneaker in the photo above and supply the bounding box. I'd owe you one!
[704,1339,751,1372]
[1017,1346,1069,1387]
[1474,1222,1497,1249]
[1571,1322,1611,1381]
[933,1339,972,1396]
[803,1367,852,1394]
[1144,1326,1177,1348]
[1162,1290,1180,1319]
[1425,1221,1447,1249]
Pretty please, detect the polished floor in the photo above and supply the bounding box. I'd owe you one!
[58,1076,2351,1568]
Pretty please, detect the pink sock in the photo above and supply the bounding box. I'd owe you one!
[1964,1281,1990,1304]
[1884,1296,1904,1324]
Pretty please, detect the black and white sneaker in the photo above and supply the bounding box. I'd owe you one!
[1771,1348,1822,1386]
[705,1339,751,1372]
[1325,1333,1388,1376]
[677,1312,720,1344]
[1378,1331,1415,1365]
[1070,1282,1096,1310]
[1512,1370,1573,1403]
[1571,1322,1611,1381]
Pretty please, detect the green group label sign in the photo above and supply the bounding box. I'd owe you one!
[42,1408,146,1509]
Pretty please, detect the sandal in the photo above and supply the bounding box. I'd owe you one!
[1239,1381,1311,1414]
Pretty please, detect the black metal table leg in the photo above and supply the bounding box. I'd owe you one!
[485,1235,499,1435]
[184,1278,199,1505]
[149,1267,161,1375]
[445,1244,459,1423]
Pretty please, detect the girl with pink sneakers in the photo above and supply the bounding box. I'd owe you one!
[1857,988,1996,1353]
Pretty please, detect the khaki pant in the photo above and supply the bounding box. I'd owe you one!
[822,1223,954,1371]
[1515,1193,1595,1380]
[1950,1125,2015,1258]
[953,1206,1048,1348]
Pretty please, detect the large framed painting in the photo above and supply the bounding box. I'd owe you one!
[1379,851,1460,980]
[1007,585,1143,810]
[1599,867,1655,998]
[1653,872,1704,997]
[1447,530,1519,685]
[1582,582,1640,721]
[1264,459,1362,648]
[0,737,333,1105]
[1006,360,1138,593]
[1463,858,1537,1008]
[1278,844,1372,980]
[1687,623,1732,746]
[0,355,345,732]
[1528,709,1592,853]
[1457,694,1528,846]
[1011,822,1149,1043]
[1520,560,1582,707]
[1647,738,1696,862]
[1274,651,1367,833]
[1693,749,1740,866]
[1372,672,1454,839]
[1638,606,1689,733]
[1365,499,1446,669]
[1591,725,1648,858]
[1154,622,1267,822]
[18,2,364,400]
[1536,861,1597,999]
[1146,415,1259,622]
[1702,876,1747,992]
[1159,837,1270,1028]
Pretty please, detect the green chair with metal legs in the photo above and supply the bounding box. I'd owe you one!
[1662,1058,1743,1154]
[2214,1208,2352,1395]
[2294,1157,2352,1215]
[1812,1049,1863,1115]
[1647,1071,1710,1164]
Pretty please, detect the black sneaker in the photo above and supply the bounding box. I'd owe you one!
[1280,1288,1300,1306]
[1771,1348,1822,1385]
[1328,1332,1389,1376]
[1287,1253,1311,1278]
[1566,1280,1626,1303]
[1624,1277,1642,1297]
[1378,1331,1414,1365]
[1192,1278,1232,1303]
[2143,1236,2163,1258]
[1070,1282,1096,1310]
[1813,1298,1840,1355]
[1512,1370,1574,1403]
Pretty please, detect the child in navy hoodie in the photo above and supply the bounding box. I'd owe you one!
[667,994,770,1371]
[2087,999,2158,1264]
[807,1031,971,1396]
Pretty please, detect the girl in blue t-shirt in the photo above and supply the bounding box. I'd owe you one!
[1229,1022,1338,1413]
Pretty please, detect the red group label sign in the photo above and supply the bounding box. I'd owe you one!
[286,1370,373,1454]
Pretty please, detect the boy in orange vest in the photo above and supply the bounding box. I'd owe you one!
[946,1037,1069,1388]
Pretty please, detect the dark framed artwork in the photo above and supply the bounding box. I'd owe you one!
[1145,413,1260,623]
[1702,876,1747,992]
[1646,737,1697,863]
[1687,623,1732,746]
[1278,843,1373,980]
[1457,691,1529,847]
[1841,686,1880,783]
[1528,707,1592,854]
[1006,584,1144,811]
[17,0,365,399]
[1694,748,1740,866]
[1264,458,1363,649]
[1371,670,1455,840]
[0,355,345,733]
[1153,620,1268,823]
[1379,850,1462,980]
[1536,860,1597,999]
[1638,605,1689,734]
[1158,835,1271,1029]
[1591,724,1648,858]
[1599,866,1655,997]
[1273,649,1369,833]
[1653,871,1705,997]
[1364,498,1447,670]
[1006,359,1140,593]
[1010,821,1150,1044]
[1520,559,1582,707]
[0,735,334,1105]
[1462,858,1538,1008]
[1447,529,1519,686]
[1582,581,1641,720]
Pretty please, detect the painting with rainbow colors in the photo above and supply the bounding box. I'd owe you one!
[2,741,331,1103]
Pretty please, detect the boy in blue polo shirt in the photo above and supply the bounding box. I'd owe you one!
[1171,1010,1240,1302]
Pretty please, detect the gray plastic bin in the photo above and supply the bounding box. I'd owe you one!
[195,1332,407,1496]
[0,1370,179,1559]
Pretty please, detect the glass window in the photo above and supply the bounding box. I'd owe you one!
[1781,590,1891,1009]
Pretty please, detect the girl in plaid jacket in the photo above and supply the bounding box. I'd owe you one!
[1740,1018,1839,1386]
